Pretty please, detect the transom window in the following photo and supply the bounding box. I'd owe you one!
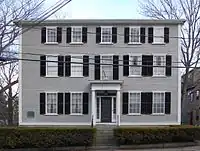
[72,27,82,43]
[130,27,140,43]
[153,56,165,76]
[46,27,57,43]
[101,27,112,43]
[101,55,113,80]
[153,92,165,114]
[71,55,83,77]
[46,93,57,114]
[46,55,58,76]
[129,92,141,114]
[71,93,82,114]
[129,56,142,76]
[154,27,164,43]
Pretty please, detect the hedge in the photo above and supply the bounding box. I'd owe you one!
[0,127,96,149]
[114,126,200,145]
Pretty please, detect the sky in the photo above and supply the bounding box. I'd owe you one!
[46,0,145,19]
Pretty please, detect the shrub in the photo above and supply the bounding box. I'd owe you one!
[0,127,96,149]
[114,126,200,145]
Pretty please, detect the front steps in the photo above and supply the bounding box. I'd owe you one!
[94,124,117,147]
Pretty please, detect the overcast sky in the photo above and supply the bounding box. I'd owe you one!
[45,0,144,19]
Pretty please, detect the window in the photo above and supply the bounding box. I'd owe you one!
[46,27,57,43]
[153,92,165,114]
[154,27,164,43]
[72,27,82,43]
[197,90,199,100]
[130,27,140,43]
[129,56,142,76]
[96,97,100,120]
[129,92,141,114]
[153,55,165,76]
[71,93,82,114]
[46,93,57,114]
[101,55,113,80]
[46,55,58,76]
[71,56,83,77]
[101,27,112,43]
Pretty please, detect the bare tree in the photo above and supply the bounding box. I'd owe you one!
[139,0,200,123]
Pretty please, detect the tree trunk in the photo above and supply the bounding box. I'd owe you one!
[8,87,13,126]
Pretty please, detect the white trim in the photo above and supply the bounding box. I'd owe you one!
[91,83,121,91]
[120,122,180,126]
[100,26,112,43]
[19,27,22,124]
[178,24,181,124]
[128,91,141,115]
[19,122,91,126]
[129,26,141,43]
[71,26,82,43]
[44,42,58,45]
[70,92,83,115]
[46,26,57,43]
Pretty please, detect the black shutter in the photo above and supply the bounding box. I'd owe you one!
[95,55,100,80]
[58,93,63,114]
[58,56,64,76]
[65,93,70,114]
[148,27,153,43]
[165,92,171,114]
[65,55,71,76]
[40,93,45,114]
[142,55,153,76]
[66,27,71,43]
[164,27,169,43]
[96,27,101,43]
[83,55,89,77]
[113,55,119,80]
[123,55,129,76]
[57,27,62,43]
[82,27,87,43]
[41,27,46,43]
[40,55,46,76]
[83,93,89,114]
[124,27,129,43]
[122,92,128,114]
[140,27,145,43]
[112,27,117,43]
[166,55,172,76]
[141,92,152,114]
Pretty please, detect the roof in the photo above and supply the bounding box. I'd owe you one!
[14,19,186,26]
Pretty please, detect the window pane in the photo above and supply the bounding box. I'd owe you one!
[153,93,165,114]
[71,56,83,77]
[129,56,141,76]
[46,93,57,114]
[102,28,112,43]
[72,27,82,42]
[130,28,140,43]
[101,56,113,80]
[154,27,164,43]
[47,28,57,42]
[46,56,58,76]
[71,93,82,114]
[96,98,100,119]
[129,93,141,114]
[153,56,165,76]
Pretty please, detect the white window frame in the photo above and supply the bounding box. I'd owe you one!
[70,92,83,115]
[129,26,141,44]
[46,54,59,77]
[152,91,165,115]
[100,55,113,80]
[153,54,166,76]
[70,54,83,77]
[129,54,142,77]
[71,26,83,43]
[46,26,58,44]
[153,26,164,44]
[45,92,58,115]
[128,91,141,115]
[100,26,112,44]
